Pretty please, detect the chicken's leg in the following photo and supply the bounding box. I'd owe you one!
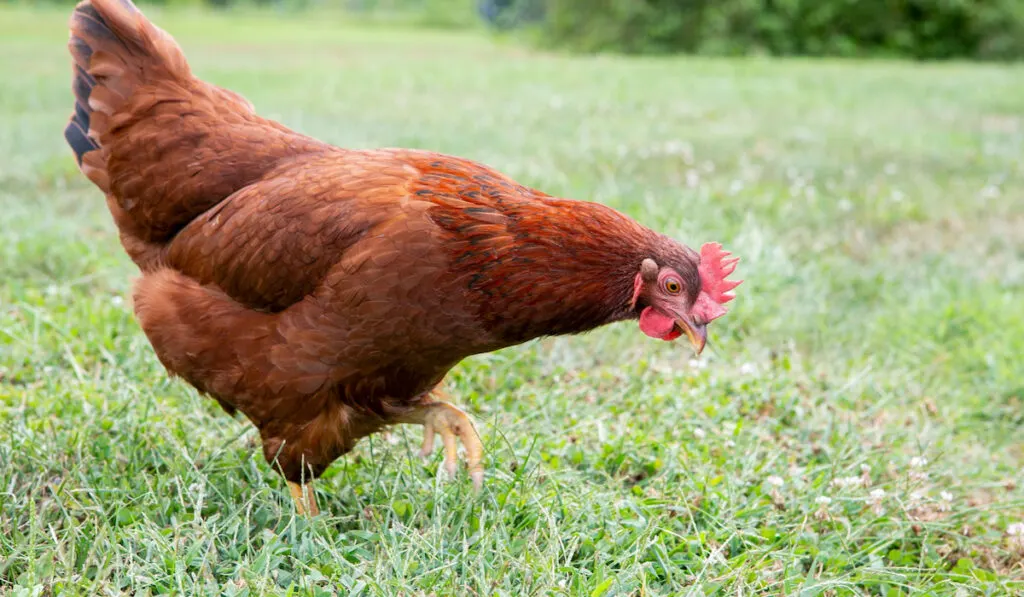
[288,481,319,516]
[400,401,485,489]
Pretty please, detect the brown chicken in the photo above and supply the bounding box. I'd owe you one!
[64,0,741,514]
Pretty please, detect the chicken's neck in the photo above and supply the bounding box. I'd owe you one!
[464,199,664,347]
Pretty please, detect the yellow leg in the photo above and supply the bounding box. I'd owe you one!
[288,481,319,516]
[401,401,485,490]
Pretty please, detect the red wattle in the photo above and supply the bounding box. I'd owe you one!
[639,307,679,341]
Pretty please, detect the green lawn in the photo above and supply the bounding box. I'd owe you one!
[1,5,1023,595]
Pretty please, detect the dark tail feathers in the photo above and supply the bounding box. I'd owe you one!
[64,0,189,190]
[64,2,118,166]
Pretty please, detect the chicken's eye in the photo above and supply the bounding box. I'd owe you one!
[664,278,682,294]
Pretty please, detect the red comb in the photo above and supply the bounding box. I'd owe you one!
[692,242,742,324]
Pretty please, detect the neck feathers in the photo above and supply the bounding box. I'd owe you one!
[435,193,660,345]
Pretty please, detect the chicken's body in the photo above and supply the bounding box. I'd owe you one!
[65,0,739,512]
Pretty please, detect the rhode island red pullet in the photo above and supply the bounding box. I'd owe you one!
[64,0,741,514]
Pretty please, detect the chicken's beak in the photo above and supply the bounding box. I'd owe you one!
[675,316,707,355]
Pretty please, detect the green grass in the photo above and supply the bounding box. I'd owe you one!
[1,5,1023,595]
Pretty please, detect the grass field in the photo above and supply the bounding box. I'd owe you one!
[1,5,1023,595]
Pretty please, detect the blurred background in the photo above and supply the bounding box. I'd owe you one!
[12,0,1024,60]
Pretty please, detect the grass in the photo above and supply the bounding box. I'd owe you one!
[1,4,1023,595]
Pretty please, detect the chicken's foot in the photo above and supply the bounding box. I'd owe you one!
[401,401,484,490]
[288,481,319,516]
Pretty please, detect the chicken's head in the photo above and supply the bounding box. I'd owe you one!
[630,242,741,355]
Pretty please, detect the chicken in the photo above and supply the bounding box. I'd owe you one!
[64,0,741,515]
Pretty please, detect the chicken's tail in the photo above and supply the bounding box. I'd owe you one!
[64,0,190,192]
[64,0,322,259]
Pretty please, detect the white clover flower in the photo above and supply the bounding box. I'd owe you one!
[739,362,757,375]
[980,185,1001,200]
[906,491,926,514]
[688,358,708,370]
[663,140,690,157]
[939,491,954,512]
[908,458,929,482]
[869,489,886,515]
[766,476,784,488]
[813,496,832,521]
[685,170,700,188]
[693,428,707,440]
[1007,523,1024,551]
[860,464,873,486]
[830,476,862,489]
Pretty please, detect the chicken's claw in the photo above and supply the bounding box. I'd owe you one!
[407,402,484,490]
[288,481,319,516]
